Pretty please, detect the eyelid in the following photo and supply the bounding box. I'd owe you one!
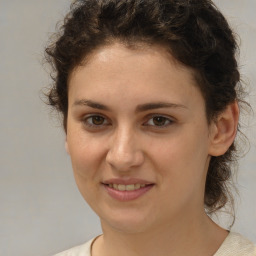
[81,113,175,129]
[82,114,110,128]
[143,114,175,128]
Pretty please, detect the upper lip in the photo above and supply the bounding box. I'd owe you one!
[102,178,154,185]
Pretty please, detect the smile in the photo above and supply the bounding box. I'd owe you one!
[107,183,147,191]
[103,183,154,201]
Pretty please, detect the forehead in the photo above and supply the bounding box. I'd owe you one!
[68,43,204,110]
[69,42,197,85]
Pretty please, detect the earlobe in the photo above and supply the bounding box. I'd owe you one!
[209,101,239,156]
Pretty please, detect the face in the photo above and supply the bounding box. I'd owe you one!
[66,43,213,234]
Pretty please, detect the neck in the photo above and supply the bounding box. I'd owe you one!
[92,210,228,256]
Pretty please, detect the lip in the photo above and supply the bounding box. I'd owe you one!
[102,178,154,185]
[102,178,155,201]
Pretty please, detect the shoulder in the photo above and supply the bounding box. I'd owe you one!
[53,237,97,256]
[215,232,256,256]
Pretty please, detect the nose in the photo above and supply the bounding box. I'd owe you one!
[106,126,144,172]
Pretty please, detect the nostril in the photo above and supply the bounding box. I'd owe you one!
[106,148,145,171]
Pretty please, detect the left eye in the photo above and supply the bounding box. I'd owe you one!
[145,116,173,127]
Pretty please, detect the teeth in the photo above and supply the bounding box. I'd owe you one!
[134,184,140,189]
[118,184,126,191]
[126,184,135,191]
[108,183,148,191]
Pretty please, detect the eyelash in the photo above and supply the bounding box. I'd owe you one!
[82,115,110,129]
[144,115,174,128]
[82,114,174,129]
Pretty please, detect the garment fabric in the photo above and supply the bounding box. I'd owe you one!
[53,232,256,256]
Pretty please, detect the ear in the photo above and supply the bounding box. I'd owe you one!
[65,138,70,155]
[208,101,239,156]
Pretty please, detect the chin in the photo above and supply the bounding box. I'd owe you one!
[105,220,151,234]
[100,210,154,234]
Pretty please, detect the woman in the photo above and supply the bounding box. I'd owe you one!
[45,0,256,255]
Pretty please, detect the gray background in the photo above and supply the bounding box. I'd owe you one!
[0,1,255,256]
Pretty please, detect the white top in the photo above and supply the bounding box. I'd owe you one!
[214,232,256,256]
[53,232,256,256]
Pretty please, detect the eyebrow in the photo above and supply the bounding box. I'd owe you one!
[73,99,110,111]
[72,99,187,112]
[136,102,187,112]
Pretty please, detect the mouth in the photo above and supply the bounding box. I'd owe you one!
[102,181,155,201]
[103,183,150,191]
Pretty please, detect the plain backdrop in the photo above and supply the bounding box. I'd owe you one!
[0,1,255,255]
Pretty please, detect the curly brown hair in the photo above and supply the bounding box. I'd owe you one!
[45,0,247,215]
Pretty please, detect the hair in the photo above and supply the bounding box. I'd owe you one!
[44,0,247,216]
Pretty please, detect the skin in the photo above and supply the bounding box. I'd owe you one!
[66,43,239,256]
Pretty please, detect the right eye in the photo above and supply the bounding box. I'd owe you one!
[82,115,110,128]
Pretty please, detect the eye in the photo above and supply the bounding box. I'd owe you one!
[82,115,110,128]
[144,115,173,128]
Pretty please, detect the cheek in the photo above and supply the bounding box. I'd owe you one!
[67,131,107,180]
[151,128,209,186]
[67,135,108,204]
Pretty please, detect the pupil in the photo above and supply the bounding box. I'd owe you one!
[93,116,104,125]
[153,117,166,126]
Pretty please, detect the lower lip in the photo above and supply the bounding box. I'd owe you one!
[103,184,154,201]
